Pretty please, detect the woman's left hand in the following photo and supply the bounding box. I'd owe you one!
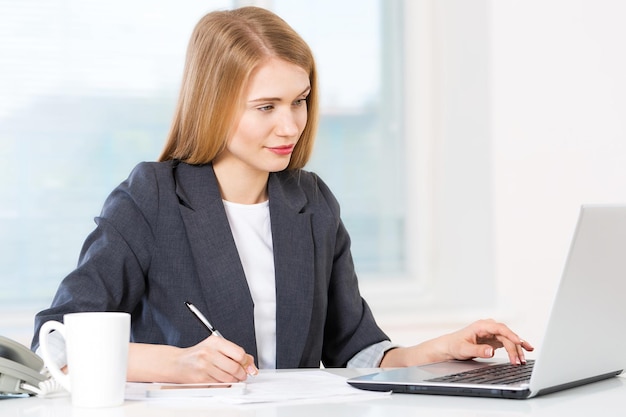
[444,319,534,365]
[380,319,534,368]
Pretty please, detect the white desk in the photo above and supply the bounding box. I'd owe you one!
[2,369,625,417]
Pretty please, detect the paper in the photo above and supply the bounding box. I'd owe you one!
[126,370,390,405]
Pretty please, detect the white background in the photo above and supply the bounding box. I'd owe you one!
[364,0,626,352]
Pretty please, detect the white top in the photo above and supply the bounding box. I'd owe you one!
[222,199,276,369]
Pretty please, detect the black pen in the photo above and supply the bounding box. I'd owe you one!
[185,301,224,338]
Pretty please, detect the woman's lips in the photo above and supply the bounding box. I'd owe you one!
[267,144,295,156]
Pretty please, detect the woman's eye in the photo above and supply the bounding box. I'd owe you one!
[258,105,274,112]
[293,98,307,107]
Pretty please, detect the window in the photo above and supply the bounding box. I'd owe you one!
[274,0,406,274]
[0,1,229,306]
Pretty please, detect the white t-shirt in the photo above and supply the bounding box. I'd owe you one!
[222,199,276,369]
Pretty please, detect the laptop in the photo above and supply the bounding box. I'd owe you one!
[348,205,626,399]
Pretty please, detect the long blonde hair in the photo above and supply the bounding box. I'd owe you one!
[159,6,319,169]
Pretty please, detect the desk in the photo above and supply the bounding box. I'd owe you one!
[2,369,625,417]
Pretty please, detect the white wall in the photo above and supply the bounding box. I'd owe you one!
[492,0,626,345]
[365,0,626,349]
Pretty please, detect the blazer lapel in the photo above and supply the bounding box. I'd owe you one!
[172,163,315,368]
[173,163,257,359]
[268,173,315,368]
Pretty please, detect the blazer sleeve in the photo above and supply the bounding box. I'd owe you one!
[311,174,390,367]
[32,162,160,350]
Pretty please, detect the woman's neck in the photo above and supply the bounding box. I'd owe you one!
[212,161,269,205]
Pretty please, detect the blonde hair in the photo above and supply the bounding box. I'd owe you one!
[159,6,319,169]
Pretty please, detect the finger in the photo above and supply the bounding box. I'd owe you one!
[498,336,523,365]
[211,355,250,382]
[520,339,534,351]
[516,338,535,364]
[203,336,257,379]
[207,362,245,383]
[456,341,495,360]
[242,354,259,376]
[474,320,534,353]
[215,339,258,377]
[475,320,522,344]
[470,320,535,365]
[498,335,535,365]
[516,342,526,365]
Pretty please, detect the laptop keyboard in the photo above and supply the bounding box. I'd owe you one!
[426,360,535,385]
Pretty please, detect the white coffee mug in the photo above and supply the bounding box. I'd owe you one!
[39,312,130,408]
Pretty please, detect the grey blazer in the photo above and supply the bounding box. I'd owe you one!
[32,161,388,368]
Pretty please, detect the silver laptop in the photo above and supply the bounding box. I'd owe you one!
[348,205,626,399]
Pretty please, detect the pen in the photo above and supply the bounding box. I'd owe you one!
[185,301,224,338]
[184,301,258,377]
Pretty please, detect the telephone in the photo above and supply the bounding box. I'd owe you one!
[0,335,57,397]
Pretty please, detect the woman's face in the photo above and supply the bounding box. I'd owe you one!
[218,58,310,176]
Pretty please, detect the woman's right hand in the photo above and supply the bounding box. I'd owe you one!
[177,335,258,382]
[127,338,258,383]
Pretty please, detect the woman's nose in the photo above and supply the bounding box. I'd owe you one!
[275,110,300,137]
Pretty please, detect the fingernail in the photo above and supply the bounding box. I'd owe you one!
[485,347,493,357]
[247,365,258,376]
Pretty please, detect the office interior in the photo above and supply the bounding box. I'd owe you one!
[2,0,626,358]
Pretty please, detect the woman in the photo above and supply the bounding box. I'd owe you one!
[32,6,533,383]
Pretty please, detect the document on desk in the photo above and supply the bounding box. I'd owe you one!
[126,370,390,405]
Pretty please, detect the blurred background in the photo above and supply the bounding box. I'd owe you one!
[1,0,626,356]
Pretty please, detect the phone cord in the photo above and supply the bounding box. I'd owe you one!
[20,371,67,397]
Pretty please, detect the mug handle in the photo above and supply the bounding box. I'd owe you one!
[39,320,71,392]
